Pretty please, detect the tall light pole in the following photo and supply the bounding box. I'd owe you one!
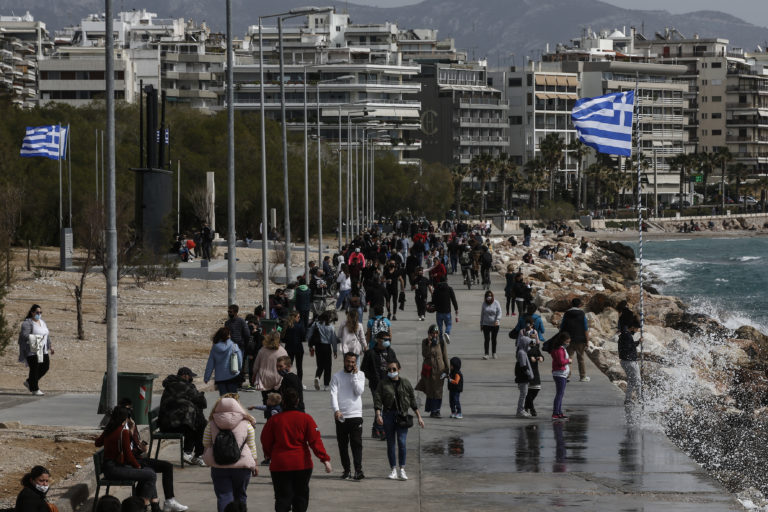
[104,0,118,409]
[303,66,309,281]
[226,0,236,305]
[258,18,269,307]
[277,16,292,284]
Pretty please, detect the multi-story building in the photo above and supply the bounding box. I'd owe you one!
[234,10,422,163]
[0,12,50,108]
[38,10,224,109]
[414,61,509,166]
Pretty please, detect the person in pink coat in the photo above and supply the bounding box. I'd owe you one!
[550,332,572,420]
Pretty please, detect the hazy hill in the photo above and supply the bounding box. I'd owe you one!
[2,0,767,62]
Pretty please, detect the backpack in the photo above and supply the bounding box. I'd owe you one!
[459,251,471,265]
[371,316,389,339]
[213,428,247,465]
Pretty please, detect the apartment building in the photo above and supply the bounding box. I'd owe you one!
[235,11,422,163]
[0,12,50,108]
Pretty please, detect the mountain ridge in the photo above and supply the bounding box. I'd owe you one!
[1,0,766,62]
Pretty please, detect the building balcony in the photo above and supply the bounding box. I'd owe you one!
[639,114,685,123]
[726,117,768,127]
[456,116,507,127]
[637,97,685,107]
[731,152,768,161]
[641,130,687,141]
[457,98,508,109]
[165,88,219,99]
[726,136,768,144]
[455,135,510,146]
[163,70,214,81]
[727,102,762,110]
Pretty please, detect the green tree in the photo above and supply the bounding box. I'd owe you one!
[669,153,697,210]
[451,164,471,216]
[523,157,547,210]
[567,139,589,209]
[470,153,495,219]
[715,147,733,211]
[494,153,519,212]
[697,151,717,202]
[540,133,564,200]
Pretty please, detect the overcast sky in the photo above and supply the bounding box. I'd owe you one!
[351,0,768,28]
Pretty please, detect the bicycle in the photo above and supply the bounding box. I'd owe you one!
[461,266,472,290]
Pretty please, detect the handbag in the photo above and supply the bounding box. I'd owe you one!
[28,334,45,363]
[420,362,432,377]
[229,349,240,375]
[393,383,414,429]
[426,302,436,313]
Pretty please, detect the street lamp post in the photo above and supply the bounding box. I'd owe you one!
[277,16,292,284]
[303,66,309,281]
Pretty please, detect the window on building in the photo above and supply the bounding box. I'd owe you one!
[702,130,708,136]
[712,96,722,102]
[336,26,341,31]
[701,113,708,119]
[509,116,522,125]
[526,74,532,87]
[701,80,707,86]
[711,79,722,86]
[711,62,722,69]
[508,77,522,87]
[712,112,722,119]
[487,77,493,86]
[712,129,722,136]
[527,92,532,106]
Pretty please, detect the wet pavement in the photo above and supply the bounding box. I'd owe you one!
[0,270,743,511]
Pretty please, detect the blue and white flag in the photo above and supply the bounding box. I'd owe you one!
[20,125,68,160]
[571,91,634,157]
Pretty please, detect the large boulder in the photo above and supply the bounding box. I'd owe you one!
[546,293,582,312]
[588,241,637,282]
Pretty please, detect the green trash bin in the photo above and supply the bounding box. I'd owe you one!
[260,319,279,334]
[97,372,159,425]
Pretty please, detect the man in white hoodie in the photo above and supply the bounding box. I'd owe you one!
[329,352,366,481]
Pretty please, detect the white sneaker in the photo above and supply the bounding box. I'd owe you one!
[323,386,329,391]
[314,377,320,390]
[33,390,44,396]
[443,333,450,344]
[163,498,189,512]
[387,467,399,480]
[450,413,456,418]
[482,354,489,360]
[182,452,196,465]
[492,353,497,359]
[516,410,531,417]
[580,376,591,382]
[191,456,206,467]
[398,467,408,480]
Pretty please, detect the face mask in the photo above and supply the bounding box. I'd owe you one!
[35,484,49,493]
[382,340,391,348]
[387,371,399,379]
[486,298,492,303]
[34,314,41,321]
[228,313,235,319]
[277,369,289,377]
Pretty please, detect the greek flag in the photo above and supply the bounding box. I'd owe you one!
[571,91,634,157]
[20,125,68,160]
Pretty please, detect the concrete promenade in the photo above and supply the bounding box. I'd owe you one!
[0,272,742,511]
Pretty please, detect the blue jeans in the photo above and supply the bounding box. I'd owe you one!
[523,236,531,247]
[216,379,239,395]
[553,376,567,416]
[211,467,251,512]
[382,410,408,468]
[436,312,452,338]
[336,289,350,310]
[450,255,458,273]
[449,390,461,414]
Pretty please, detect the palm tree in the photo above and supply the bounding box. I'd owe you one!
[756,176,768,213]
[567,139,589,209]
[697,151,717,203]
[715,147,733,212]
[540,133,565,200]
[523,157,547,210]
[470,153,496,219]
[727,163,749,212]
[669,153,697,210]
[451,164,471,216]
[494,153,519,212]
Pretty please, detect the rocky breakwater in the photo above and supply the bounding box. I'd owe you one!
[491,232,768,508]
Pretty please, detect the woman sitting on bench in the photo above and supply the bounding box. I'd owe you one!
[95,406,188,512]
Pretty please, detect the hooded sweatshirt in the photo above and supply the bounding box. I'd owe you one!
[514,335,535,383]
[202,397,257,469]
[447,356,463,393]
[204,339,242,384]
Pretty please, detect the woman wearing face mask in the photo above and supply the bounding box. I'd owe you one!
[15,465,55,512]
[361,331,398,440]
[415,325,449,418]
[18,304,53,396]
[373,360,424,480]
[480,291,503,360]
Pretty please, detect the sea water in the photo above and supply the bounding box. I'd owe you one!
[631,236,768,333]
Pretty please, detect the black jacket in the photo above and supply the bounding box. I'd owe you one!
[561,308,588,344]
[432,282,458,314]
[283,322,306,355]
[158,375,208,432]
[279,372,305,411]
[447,356,463,392]
[367,284,389,310]
[618,330,639,361]
[15,485,49,512]
[361,346,398,391]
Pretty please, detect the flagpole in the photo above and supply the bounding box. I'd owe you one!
[58,123,62,230]
[67,124,72,229]
[633,74,645,408]
[95,129,99,203]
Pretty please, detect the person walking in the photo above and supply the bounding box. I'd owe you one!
[18,304,53,396]
[202,395,258,512]
[551,332,572,420]
[618,315,641,404]
[225,305,251,388]
[307,311,339,391]
[252,331,289,403]
[515,328,536,417]
[361,331,398,440]
[201,222,213,260]
[512,303,546,342]
[337,310,366,364]
[512,273,532,319]
[480,290,502,360]
[282,311,306,386]
[204,327,243,396]
[335,264,352,310]
[504,264,516,316]
[411,267,431,321]
[447,357,463,419]
[382,258,404,321]
[415,325,449,418]
[261,388,332,512]
[329,352,366,480]
[431,280,458,344]
[373,360,425,481]
[560,298,590,382]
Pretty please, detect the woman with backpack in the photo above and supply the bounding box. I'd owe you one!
[307,310,339,391]
[204,327,243,396]
[203,394,258,512]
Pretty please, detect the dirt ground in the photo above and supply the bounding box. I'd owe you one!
[0,246,279,504]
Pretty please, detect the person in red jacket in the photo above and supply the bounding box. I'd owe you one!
[261,387,332,512]
[427,257,447,285]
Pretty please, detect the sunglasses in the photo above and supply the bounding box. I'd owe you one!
[387,367,398,371]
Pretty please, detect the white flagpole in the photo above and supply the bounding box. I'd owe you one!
[58,123,62,230]
[633,75,645,407]
[67,124,72,228]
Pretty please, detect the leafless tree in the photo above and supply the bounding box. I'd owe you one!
[0,184,24,285]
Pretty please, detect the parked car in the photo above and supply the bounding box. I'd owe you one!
[739,196,758,205]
